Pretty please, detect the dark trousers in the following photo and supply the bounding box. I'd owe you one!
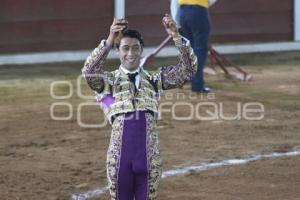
[178,4,211,91]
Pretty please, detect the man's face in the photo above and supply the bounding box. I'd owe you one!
[117,37,142,71]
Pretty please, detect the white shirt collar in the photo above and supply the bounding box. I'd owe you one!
[119,65,141,89]
[120,65,140,74]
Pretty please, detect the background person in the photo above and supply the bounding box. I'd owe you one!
[176,0,217,93]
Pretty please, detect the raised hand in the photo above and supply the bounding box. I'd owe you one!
[106,18,128,47]
[162,14,179,38]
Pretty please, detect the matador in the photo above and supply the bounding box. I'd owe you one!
[82,14,197,200]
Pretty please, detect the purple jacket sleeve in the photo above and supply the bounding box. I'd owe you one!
[82,40,112,93]
[160,36,198,90]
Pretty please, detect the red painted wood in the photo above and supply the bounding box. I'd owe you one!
[0,0,294,53]
[0,0,113,53]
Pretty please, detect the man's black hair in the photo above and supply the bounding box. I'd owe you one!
[115,29,144,49]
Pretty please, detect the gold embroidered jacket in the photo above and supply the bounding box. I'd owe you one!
[82,36,197,123]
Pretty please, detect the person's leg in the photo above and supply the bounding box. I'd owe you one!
[117,113,138,200]
[107,116,127,200]
[131,112,148,200]
[179,5,210,92]
[117,157,134,200]
[134,164,148,200]
[188,6,210,91]
[178,6,194,46]
[144,113,162,200]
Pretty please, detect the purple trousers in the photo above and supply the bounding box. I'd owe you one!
[118,111,148,200]
[107,111,162,200]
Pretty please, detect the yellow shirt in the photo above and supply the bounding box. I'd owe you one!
[178,0,209,8]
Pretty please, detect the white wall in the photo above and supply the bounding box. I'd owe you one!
[295,0,300,41]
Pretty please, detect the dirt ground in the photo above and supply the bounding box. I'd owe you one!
[0,51,300,200]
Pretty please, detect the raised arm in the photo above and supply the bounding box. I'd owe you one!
[160,14,197,90]
[82,41,111,93]
[82,18,128,93]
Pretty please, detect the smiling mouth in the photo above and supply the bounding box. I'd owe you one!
[127,58,136,62]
